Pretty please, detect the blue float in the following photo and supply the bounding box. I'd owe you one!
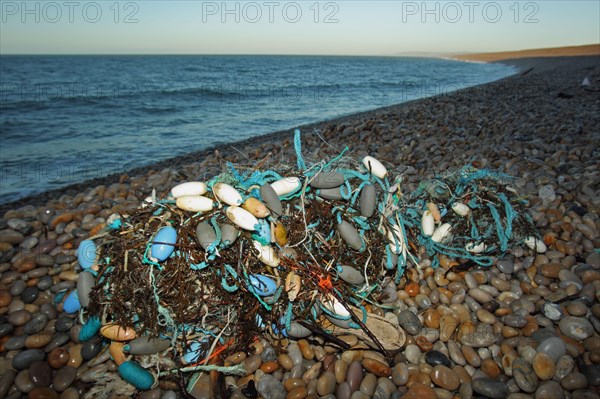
[63,290,81,314]
[151,226,177,261]
[118,360,155,390]
[77,240,96,270]
[248,274,278,297]
[183,340,206,364]
[79,316,101,341]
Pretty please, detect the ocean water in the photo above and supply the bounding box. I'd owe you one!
[0,55,516,203]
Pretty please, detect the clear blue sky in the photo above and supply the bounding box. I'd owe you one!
[1,1,598,55]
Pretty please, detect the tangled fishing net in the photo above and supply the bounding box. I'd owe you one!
[74,129,541,392]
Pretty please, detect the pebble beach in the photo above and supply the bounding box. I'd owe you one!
[1,54,599,399]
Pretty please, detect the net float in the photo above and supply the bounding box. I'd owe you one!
[175,195,214,213]
[226,206,259,231]
[213,182,243,206]
[171,182,207,198]
[362,156,387,179]
[422,210,435,236]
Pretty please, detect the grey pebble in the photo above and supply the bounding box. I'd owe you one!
[0,323,14,337]
[81,340,103,360]
[55,316,74,332]
[36,254,55,267]
[543,303,564,321]
[535,381,564,399]
[256,374,286,399]
[21,286,39,304]
[398,310,422,335]
[10,280,26,296]
[44,332,70,352]
[40,303,57,320]
[513,358,539,393]
[20,236,39,249]
[14,369,34,394]
[37,276,54,290]
[261,346,277,362]
[24,314,49,334]
[504,314,527,328]
[5,334,28,350]
[496,256,515,274]
[472,378,510,399]
[532,328,558,344]
[0,369,16,398]
[13,349,45,369]
[559,316,594,341]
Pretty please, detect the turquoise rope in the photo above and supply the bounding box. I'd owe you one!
[294,129,307,170]
[221,264,238,292]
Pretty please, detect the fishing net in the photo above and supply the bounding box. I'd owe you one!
[77,129,540,392]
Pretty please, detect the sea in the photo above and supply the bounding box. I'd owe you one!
[0,55,516,204]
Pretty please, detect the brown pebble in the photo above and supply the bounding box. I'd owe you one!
[51,212,74,229]
[334,359,349,384]
[28,386,59,399]
[67,345,83,368]
[260,361,279,374]
[462,345,481,367]
[431,365,460,391]
[53,366,76,392]
[416,336,433,352]
[284,378,305,391]
[560,372,588,390]
[540,263,563,278]
[476,309,496,324]
[59,387,79,399]
[297,339,314,360]
[316,371,336,396]
[0,290,11,307]
[242,354,261,376]
[361,358,391,377]
[302,362,322,383]
[48,348,70,369]
[8,309,32,326]
[533,352,555,380]
[439,315,458,342]
[567,301,588,317]
[480,358,501,379]
[423,309,441,329]
[25,332,53,349]
[402,382,437,399]
[29,360,52,387]
[278,354,293,371]
[453,365,471,383]
[287,386,307,399]
[523,316,539,336]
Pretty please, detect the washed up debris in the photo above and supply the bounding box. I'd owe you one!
[66,129,540,393]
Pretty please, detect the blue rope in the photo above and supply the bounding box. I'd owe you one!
[294,129,307,171]
[221,264,238,292]
[283,302,293,331]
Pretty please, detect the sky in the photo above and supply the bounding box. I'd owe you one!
[0,1,599,55]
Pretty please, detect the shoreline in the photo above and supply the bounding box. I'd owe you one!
[0,57,518,214]
[1,54,598,215]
